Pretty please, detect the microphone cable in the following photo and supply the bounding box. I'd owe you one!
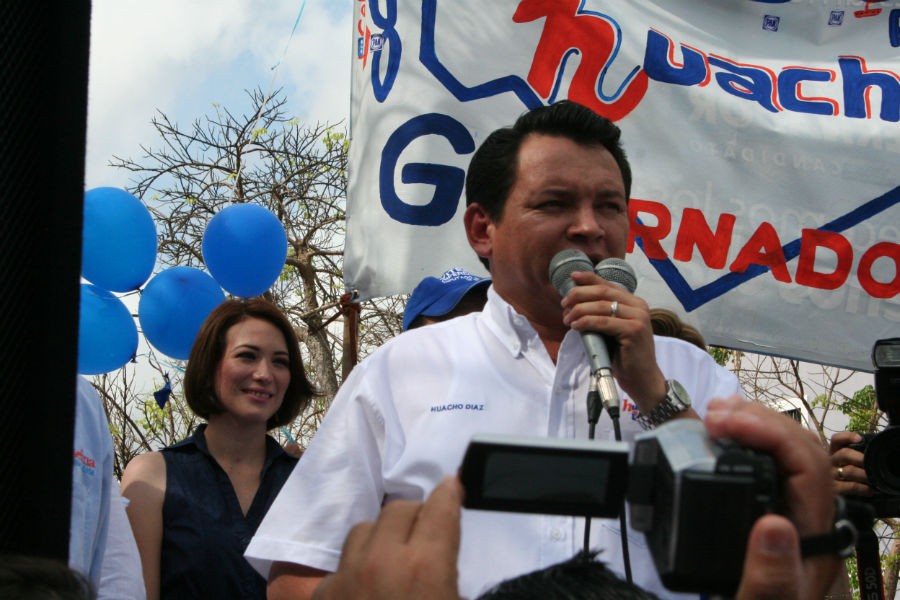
[549,249,637,584]
[582,370,632,585]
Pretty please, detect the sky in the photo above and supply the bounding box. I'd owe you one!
[85,0,352,189]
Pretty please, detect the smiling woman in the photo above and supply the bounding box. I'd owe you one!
[121,298,315,600]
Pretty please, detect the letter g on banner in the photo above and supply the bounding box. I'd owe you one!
[380,113,475,226]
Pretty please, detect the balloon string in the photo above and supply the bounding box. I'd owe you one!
[272,0,309,71]
[280,427,297,444]
[160,360,186,374]
[228,0,310,206]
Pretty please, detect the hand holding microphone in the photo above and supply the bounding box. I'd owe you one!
[549,250,637,423]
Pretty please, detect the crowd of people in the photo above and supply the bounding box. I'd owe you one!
[18,100,882,600]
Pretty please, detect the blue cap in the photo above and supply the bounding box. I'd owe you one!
[402,268,491,331]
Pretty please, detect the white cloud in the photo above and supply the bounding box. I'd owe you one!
[85,0,351,188]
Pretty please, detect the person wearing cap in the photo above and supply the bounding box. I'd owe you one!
[402,268,491,331]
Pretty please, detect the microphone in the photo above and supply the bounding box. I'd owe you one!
[549,250,611,377]
[548,250,637,423]
[594,258,637,294]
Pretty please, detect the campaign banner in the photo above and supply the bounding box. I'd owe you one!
[346,0,900,371]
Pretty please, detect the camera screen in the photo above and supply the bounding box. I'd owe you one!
[483,451,613,502]
[460,434,629,518]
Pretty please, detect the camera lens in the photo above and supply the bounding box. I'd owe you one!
[864,427,900,495]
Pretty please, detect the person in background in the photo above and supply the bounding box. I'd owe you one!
[402,267,491,331]
[825,431,870,599]
[71,377,145,599]
[121,299,315,599]
[1,554,96,600]
[648,308,706,351]
[829,432,873,498]
[475,551,660,600]
[311,399,840,600]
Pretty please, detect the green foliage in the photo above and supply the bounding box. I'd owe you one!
[709,345,731,367]
[840,385,878,434]
[278,264,297,282]
[845,555,858,598]
[809,392,832,411]
[137,397,169,435]
[844,549,900,600]
[323,129,348,153]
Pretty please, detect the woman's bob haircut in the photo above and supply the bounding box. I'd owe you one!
[183,298,315,429]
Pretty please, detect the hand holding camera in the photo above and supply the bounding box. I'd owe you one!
[705,398,841,600]
[830,432,874,497]
[829,338,900,519]
[461,395,841,597]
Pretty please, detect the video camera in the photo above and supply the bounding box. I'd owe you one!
[849,337,900,518]
[460,419,781,596]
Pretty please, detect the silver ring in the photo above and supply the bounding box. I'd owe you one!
[837,466,844,480]
[610,301,619,318]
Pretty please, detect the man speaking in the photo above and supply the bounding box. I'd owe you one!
[246,101,743,599]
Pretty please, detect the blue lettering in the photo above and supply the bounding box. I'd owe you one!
[840,56,900,122]
[643,29,708,86]
[380,113,475,226]
[778,68,838,116]
[369,0,401,102]
[890,9,900,48]
[642,28,900,124]
[431,403,469,413]
[708,55,779,113]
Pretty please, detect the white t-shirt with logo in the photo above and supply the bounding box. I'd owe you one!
[245,288,743,599]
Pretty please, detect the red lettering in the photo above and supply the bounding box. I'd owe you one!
[729,222,792,282]
[857,241,900,298]
[513,0,648,121]
[628,199,670,259]
[625,197,893,301]
[795,229,853,290]
[673,208,735,269]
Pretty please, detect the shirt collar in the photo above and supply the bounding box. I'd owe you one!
[483,286,543,358]
[482,285,588,368]
[173,423,290,472]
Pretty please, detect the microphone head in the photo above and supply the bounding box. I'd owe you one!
[549,249,594,294]
[594,258,637,294]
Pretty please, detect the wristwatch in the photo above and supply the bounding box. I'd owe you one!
[636,379,691,430]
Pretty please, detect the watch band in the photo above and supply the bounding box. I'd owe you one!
[636,379,691,430]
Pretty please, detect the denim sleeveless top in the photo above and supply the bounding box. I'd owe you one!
[160,425,297,599]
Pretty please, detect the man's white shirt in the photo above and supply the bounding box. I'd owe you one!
[245,287,743,599]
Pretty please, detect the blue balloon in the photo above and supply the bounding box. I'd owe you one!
[138,266,226,360]
[82,187,158,292]
[78,284,139,375]
[202,204,287,297]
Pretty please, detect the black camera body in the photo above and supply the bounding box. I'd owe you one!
[849,338,900,518]
[628,420,781,594]
[460,420,780,595]
[848,429,900,518]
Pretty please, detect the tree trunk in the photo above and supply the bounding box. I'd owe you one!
[341,293,359,380]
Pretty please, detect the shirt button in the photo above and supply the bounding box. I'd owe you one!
[550,529,563,541]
